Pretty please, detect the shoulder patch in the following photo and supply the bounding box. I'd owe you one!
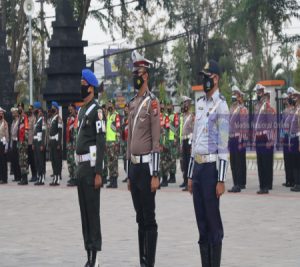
[197,96,204,102]
[151,99,159,116]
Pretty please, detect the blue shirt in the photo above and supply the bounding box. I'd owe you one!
[189,89,229,181]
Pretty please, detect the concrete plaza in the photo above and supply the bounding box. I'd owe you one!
[0,160,300,267]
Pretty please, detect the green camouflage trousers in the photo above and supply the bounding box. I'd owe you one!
[166,141,177,174]
[18,141,29,175]
[106,141,119,177]
[121,141,127,172]
[160,149,168,177]
[67,142,76,179]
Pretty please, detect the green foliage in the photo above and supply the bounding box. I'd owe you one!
[219,71,231,104]
[293,62,300,91]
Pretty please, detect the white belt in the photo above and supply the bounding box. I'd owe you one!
[12,137,18,141]
[33,136,38,140]
[50,134,59,141]
[194,154,217,164]
[76,153,91,163]
[131,154,151,164]
[229,133,240,138]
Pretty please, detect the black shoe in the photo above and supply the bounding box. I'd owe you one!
[106,177,114,188]
[257,189,269,194]
[122,177,128,183]
[0,180,8,184]
[291,185,300,192]
[18,180,28,185]
[210,243,222,267]
[179,181,186,188]
[138,230,146,267]
[228,186,241,193]
[167,173,176,184]
[182,186,188,192]
[200,243,210,267]
[67,179,77,187]
[29,176,38,182]
[102,176,107,184]
[240,185,246,189]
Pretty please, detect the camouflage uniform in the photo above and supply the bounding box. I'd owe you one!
[106,107,121,188]
[159,110,169,186]
[18,110,29,185]
[66,111,77,186]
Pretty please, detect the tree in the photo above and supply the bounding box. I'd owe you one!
[293,62,300,91]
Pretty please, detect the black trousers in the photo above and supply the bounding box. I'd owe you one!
[11,141,21,181]
[129,163,157,233]
[49,140,62,176]
[192,162,223,245]
[229,137,246,187]
[283,135,293,185]
[28,144,37,177]
[182,139,192,181]
[256,135,274,190]
[33,141,45,177]
[77,162,102,251]
[290,137,300,186]
[0,143,8,182]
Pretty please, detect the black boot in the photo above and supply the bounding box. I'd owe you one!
[167,173,176,183]
[210,243,222,267]
[160,176,168,187]
[84,250,91,267]
[106,177,113,188]
[138,231,146,267]
[291,184,300,192]
[102,176,107,184]
[145,230,157,267]
[18,174,28,185]
[179,177,187,188]
[199,243,210,267]
[122,177,128,183]
[29,176,38,182]
[112,177,118,188]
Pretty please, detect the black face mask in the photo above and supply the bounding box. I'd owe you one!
[203,75,214,93]
[18,110,22,115]
[108,107,113,113]
[257,95,262,102]
[167,108,172,114]
[81,85,91,99]
[34,110,39,116]
[160,108,164,113]
[51,108,56,114]
[288,98,295,106]
[231,97,237,103]
[133,75,144,90]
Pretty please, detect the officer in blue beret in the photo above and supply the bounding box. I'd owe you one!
[32,101,47,186]
[76,69,106,267]
[49,101,63,186]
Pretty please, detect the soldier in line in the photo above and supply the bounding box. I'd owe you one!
[49,101,63,186]
[253,85,276,194]
[165,101,179,184]
[188,60,229,267]
[180,96,194,191]
[66,103,77,187]
[159,102,169,187]
[101,103,108,186]
[105,99,121,188]
[289,90,300,192]
[10,107,21,182]
[121,104,129,183]
[281,89,295,187]
[32,102,47,186]
[0,107,9,184]
[27,104,38,182]
[76,69,105,267]
[17,103,29,185]
[127,51,160,267]
[228,86,248,193]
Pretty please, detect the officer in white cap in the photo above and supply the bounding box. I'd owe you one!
[228,86,248,193]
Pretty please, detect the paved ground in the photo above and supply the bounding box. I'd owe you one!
[0,160,300,267]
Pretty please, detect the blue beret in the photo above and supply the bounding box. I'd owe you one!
[82,69,99,87]
[33,101,42,109]
[51,101,59,110]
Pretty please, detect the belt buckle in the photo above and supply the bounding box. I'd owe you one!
[195,154,203,164]
[131,155,137,164]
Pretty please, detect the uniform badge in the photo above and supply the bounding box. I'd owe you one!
[98,109,103,120]
[151,100,158,116]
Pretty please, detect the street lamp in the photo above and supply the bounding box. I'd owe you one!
[23,0,35,105]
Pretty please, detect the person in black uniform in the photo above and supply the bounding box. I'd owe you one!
[127,51,160,267]
[76,69,106,267]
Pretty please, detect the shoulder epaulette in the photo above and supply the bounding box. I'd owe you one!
[197,96,205,102]
[219,94,226,101]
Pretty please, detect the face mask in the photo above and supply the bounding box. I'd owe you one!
[51,108,56,114]
[18,110,22,115]
[133,75,144,90]
[203,75,214,93]
[108,107,113,112]
[167,108,172,114]
[160,108,164,113]
[81,85,91,99]
[288,98,294,105]
[231,97,237,103]
[28,111,32,116]
[34,110,39,116]
[257,95,262,101]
